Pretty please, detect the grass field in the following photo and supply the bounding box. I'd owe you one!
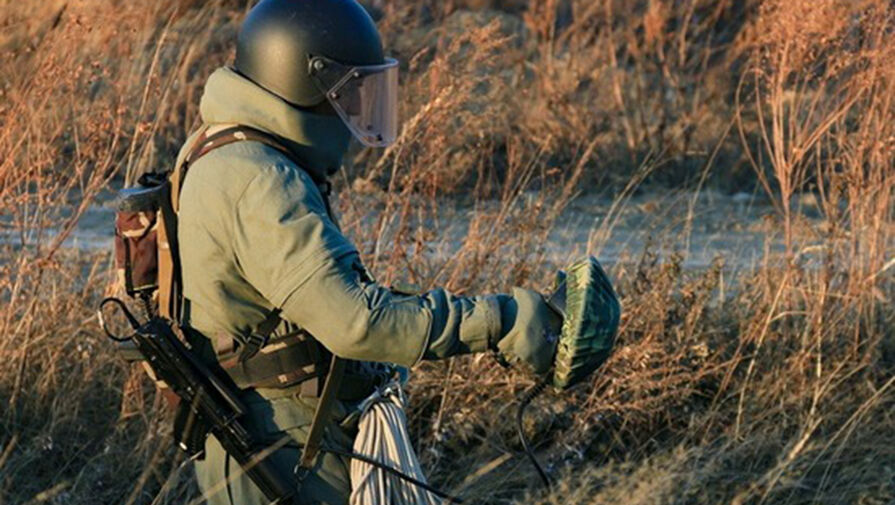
[1,1,893,504]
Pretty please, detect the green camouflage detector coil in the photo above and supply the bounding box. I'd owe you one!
[549,256,621,391]
[519,256,622,488]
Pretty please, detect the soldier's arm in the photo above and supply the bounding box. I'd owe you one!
[234,161,557,368]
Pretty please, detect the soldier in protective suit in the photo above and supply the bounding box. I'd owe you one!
[176,0,564,503]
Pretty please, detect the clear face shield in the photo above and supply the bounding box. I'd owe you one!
[308,55,398,147]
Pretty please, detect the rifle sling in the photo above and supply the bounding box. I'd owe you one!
[298,356,347,473]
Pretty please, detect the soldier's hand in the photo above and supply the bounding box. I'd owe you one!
[493,288,562,375]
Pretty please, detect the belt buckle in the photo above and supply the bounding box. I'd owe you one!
[238,332,269,363]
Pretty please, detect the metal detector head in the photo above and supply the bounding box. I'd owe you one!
[549,256,621,391]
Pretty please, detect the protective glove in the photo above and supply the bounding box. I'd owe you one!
[492,287,562,375]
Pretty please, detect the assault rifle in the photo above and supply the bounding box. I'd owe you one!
[98,297,296,504]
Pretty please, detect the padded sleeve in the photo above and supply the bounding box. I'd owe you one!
[233,161,506,366]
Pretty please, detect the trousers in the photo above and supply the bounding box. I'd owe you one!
[194,387,358,505]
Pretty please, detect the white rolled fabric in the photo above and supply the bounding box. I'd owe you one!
[349,383,442,505]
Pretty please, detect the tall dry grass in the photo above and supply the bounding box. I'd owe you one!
[0,1,892,504]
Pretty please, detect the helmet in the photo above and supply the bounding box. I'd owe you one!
[235,0,398,147]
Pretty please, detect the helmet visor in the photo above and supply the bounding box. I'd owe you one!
[310,57,398,147]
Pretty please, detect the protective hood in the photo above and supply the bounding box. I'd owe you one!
[199,66,352,181]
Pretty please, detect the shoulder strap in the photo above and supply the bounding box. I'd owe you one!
[171,125,295,212]
[158,125,292,322]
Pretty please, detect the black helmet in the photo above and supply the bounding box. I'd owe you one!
[236,0,398,146]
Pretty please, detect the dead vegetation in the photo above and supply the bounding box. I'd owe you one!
[0,1,892,504]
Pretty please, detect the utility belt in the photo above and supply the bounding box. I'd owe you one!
[214,331,390,403]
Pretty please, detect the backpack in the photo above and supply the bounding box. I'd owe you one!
[113,125,294,324]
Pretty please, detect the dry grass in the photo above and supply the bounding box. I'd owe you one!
[0,1,892,504]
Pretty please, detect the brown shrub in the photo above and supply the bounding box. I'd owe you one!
[0,1,892,504]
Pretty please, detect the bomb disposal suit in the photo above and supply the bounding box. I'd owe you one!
[111,1,623,504]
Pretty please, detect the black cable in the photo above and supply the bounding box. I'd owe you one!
[517,377,551,490]
[320,446,464,503]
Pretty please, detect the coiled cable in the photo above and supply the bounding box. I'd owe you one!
[516,377,551,489]
[339,382,463,504]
